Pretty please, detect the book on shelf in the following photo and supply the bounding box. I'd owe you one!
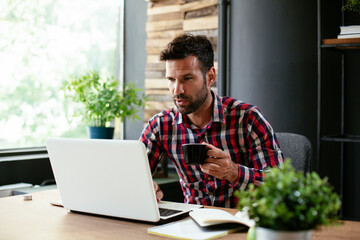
[338,33,360,39]
[338,25,360,39]
[339,25,360,35]
[147,208,255,240]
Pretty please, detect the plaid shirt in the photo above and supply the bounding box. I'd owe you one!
[140,93,283,208]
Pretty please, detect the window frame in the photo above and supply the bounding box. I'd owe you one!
[0,147,48,162]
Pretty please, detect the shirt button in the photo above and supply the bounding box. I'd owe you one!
[207,177,211,181]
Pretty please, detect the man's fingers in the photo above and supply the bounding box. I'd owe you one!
[200,142,239,183]
[201,142,228,158]
[207,149,229,159]
[153,182,164,202]
[156,190,164,202]
[201,161,222,174]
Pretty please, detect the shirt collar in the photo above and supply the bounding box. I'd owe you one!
[172,91,226,125]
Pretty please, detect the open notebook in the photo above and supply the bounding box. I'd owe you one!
[46,138,202,222]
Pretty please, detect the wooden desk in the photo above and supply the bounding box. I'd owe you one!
[0,189,358,240]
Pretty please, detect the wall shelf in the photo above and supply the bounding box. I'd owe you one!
[317,1,360,219]
[321,134,360,143]
[321,38,360,50]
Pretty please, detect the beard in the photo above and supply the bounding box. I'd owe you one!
[173,80,209,115]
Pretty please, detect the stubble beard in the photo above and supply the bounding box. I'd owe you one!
[174,80,209,115]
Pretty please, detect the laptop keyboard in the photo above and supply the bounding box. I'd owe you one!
[159,208,182,217]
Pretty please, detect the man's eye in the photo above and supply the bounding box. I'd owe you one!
[167,78,175,81]
[184,77,192,81]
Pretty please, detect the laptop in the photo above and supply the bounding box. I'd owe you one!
[46,138,202,223]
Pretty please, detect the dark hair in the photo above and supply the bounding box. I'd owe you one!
[160,33,214,77]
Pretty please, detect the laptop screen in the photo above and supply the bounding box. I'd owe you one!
[46,138,161,222]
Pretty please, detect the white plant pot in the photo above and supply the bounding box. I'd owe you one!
[256,227,312,240]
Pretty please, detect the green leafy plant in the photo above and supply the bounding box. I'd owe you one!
[343,0,360,14]
[62,70,148,127]
[235,159,341,231]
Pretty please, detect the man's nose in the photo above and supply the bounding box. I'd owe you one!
[173,81,184,95]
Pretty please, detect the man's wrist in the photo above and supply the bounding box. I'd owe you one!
[229,163,239,185]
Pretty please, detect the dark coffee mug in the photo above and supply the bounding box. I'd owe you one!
[182,143,208,165]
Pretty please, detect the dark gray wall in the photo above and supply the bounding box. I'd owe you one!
[228,0,317,159]
[124,0,147,140]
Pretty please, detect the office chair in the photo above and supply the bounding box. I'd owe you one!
[276,132,312,172]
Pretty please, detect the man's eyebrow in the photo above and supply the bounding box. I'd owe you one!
[182,73,194,77]
[166,73,193,79]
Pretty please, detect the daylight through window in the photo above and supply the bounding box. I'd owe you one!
[0,0,122,149]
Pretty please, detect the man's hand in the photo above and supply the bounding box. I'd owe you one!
[200,142,239,185]
[153,181,164,202]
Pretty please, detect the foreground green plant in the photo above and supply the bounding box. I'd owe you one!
[62,70,148,127]
[235,159,341,231]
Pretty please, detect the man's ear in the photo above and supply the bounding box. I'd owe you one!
[207,67,216,87]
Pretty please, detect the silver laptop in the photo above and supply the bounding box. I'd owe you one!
[46,138,202,222]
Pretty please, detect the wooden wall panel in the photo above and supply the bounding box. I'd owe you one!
[183,15,218,31]
[146,0,218,123]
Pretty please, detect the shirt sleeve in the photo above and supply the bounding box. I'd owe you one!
[139,116,163,175]
[230,107,284,190]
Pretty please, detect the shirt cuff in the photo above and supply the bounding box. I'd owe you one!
[229,164,255,190]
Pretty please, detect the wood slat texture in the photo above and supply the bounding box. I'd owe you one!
[145,78,168,89]
[148,11,183,22]
[146,47,165,55]
[145,89,170,95]
[185,5,218,19]
[146,62,166,71]
[147,4,181,15]
[145,109,170,122]
[146,38,172,48]
[149,0,186,7]
[146,19,183,32]
[185,28,218,37]
[183,15,218,31]
[181,0,218,12]
[147,29,184,39]
[147,55,161,63]
[146,101,174,110]
[145,0,219,131]
[146,71,165,79]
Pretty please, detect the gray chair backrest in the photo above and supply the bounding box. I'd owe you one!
[276,132,312,172]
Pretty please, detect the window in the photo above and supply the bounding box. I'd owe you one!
[0,0,123,149]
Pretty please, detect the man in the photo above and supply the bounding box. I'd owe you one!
[140,34,283,208]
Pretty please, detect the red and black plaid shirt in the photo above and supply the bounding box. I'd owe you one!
[140,93,283,208]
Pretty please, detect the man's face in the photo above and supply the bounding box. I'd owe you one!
[166,56,210,115]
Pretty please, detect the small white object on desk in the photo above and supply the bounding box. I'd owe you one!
[23,194,32,201]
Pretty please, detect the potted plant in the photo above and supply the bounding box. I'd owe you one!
[62,70,148,139]
[235,159,341,240]
[343,0,360,14]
